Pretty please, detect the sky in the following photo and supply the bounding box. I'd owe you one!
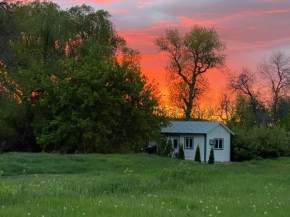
[53,0,290,101]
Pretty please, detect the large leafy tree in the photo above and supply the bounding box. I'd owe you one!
[154,26,226,120]
[0,1,165,153]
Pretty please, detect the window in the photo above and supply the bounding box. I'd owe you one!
[171,136,179,149]
[214,139,223,150]
[184,137,194,149]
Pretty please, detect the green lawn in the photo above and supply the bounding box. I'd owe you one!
[0,153,290,217]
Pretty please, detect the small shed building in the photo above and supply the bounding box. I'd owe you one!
[161,121,234,162]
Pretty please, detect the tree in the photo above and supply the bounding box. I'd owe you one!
[229,67,268,124]
[218,90,236,123]
[178,144,185,160]
[194,145,201,162]
[258,50,290,123]
[0,1,166,153]
[208,147,215,164]
[154,26,226,120]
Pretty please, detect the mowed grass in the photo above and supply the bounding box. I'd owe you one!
[0,153,290,217]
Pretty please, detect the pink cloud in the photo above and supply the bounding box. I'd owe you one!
[110,9,129,14]
[137,0,153,8]
[89,0,117,4]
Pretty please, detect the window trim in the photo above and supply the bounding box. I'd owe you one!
[184,137,194,149]
[214,138,224,150]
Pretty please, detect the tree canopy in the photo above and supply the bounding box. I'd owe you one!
[154,26,226,120]
[0,1,166,153]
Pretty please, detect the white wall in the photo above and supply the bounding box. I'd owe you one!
[166,134,205,161]
[206,125,231,162]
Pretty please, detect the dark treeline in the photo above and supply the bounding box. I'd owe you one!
[223,53,290,161]
[0,1,166,153]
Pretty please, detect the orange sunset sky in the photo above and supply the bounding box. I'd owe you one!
[53,0,290,103]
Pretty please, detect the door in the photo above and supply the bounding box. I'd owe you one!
[171,136,180,158]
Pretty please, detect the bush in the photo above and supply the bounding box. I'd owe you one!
[157,138,172,157]
[208,148,214,164]
[178,144,185,160]
[231,124,290,161]
[194,145,201,162]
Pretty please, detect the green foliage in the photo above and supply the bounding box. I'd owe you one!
[280,112,290,131]
[178,143,185,160]
[208,147,214,164]
[194,145,201,162]
[157,138,172,157]
[0,1,167,153]
[231,124,290,161]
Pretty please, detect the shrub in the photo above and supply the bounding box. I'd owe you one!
[231,124,290,161]
[178,144,185,160]
[157,138,172,157]
[208,148,214,164]
[194,145,201,162]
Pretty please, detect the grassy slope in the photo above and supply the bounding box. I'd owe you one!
[0,153,290,217]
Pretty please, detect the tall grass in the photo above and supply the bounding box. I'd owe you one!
[0,153,290,217]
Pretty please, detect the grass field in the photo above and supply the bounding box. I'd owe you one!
[0,153,290,217]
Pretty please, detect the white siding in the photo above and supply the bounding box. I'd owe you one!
[166,134,205,161]
[206,125,231,162]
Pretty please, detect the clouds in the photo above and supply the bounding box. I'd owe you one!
[55,0,290,93]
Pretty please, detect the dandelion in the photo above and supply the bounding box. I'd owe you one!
[264,211,267,215]
[27,213,30,216]
[218,211,222,214]
[200,201,203,203]
[209,214,212,217]
[169,209,171,212]
[82,213,85,215]
[63,207,67,210]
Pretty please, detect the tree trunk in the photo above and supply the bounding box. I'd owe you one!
[185,84,194,120]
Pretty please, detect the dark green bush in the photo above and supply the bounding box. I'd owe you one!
[157,139,172,157]
[208,148,214,164]
[231,124,290,161]
[178,144,185,160]
[194,145,201,162]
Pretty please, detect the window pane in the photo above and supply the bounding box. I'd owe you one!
[215,139,218,149]
[219,140,223,149]
[190,139,192,148]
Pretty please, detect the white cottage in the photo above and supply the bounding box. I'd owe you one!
[161,121,234,162]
